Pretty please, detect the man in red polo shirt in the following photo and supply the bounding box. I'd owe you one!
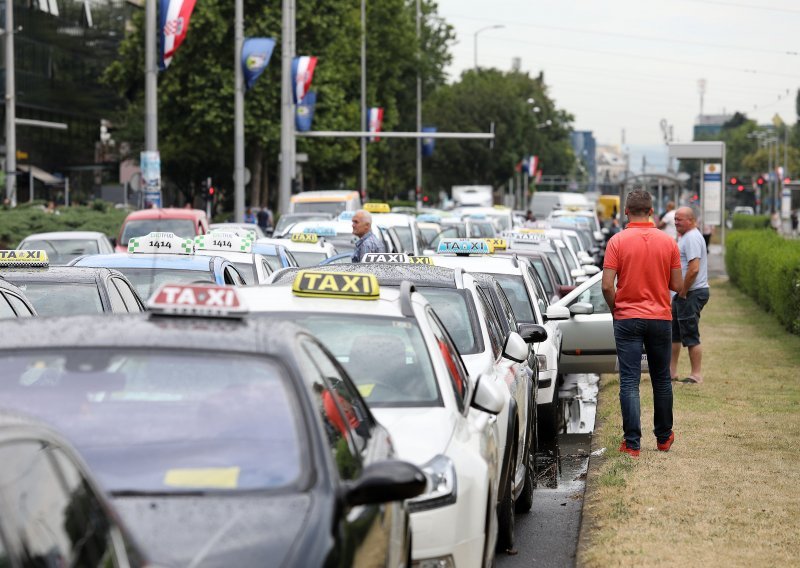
[602,190,683,457]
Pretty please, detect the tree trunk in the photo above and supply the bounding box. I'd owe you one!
[250,143,264,208]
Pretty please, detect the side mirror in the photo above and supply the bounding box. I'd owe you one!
[580,256,595,266]
[594,230,604,242]
[583,265,601,276]
[344,460,427,507]
[545,305,570,321]
[569,302,594,316]
[471,374,505,415]
[502,331,529,363]
[601,227,610,236]
[517,323,548,344]
[570,268,586,279]
[557,285,575,299]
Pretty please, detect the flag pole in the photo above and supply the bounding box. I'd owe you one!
[233,0,245,222]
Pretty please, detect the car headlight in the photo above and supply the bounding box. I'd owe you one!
[406,455,457,513]
[535,353,547,372]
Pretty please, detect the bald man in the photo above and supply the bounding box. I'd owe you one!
[670,207,710,384]
[351,209,385,262]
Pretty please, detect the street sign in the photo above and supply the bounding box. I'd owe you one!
[703,163,722,226]
[141,151,162,208]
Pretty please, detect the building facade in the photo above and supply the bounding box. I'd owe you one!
[570,130,596,193]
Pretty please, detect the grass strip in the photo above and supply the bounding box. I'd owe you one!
[578,279,800,567]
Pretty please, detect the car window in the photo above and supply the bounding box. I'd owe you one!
[0,294,16,318]
[224,267,245,285]
[0,350,304,493]
[232,262,256,285]
[494,282,519,331]
[491,274,536,323]
[114,268,215,299]
[291,251,328,267]
[261,259,273,277]
[105,279,127,312]
[6,293,35,317]
[545,251,567,284]
[263,254,283,270]
[475,288,503,359]
[571,278,611,314]
[425,308,470,413]
[418,288,482,356]
[112,278,142,312]
[530,258,554,298]
[525,265,550,314]
[16,283,104,316]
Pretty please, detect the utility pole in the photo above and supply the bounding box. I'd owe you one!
[4,0,16,206]
[415,0,422,209]
[233,0,245,222]
[145,0,157,152]
[279,0,295,213]
[360,0,367,199]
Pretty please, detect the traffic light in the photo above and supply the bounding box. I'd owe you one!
[738,185,744,192]
[729,177,738,185]
[757,177,765,186]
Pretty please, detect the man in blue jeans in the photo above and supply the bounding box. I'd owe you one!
[602,190,683,457]
[670,207,710,384]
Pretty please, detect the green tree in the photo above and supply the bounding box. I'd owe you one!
[422,69,574,196]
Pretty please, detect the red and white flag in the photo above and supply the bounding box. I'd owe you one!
[368,107,384,142]
[292,56,318,104]
[159,0,197,70]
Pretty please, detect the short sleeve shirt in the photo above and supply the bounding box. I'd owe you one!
[678,228,708,291]
[352,231,385,262]
[603,222,681,320]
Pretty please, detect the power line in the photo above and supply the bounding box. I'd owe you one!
[672,0,800,15]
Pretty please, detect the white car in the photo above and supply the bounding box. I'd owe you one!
[239,271,507,568]
[369,210,425,255]
[287,220,396,256]
[196,232,273,284]
[209,222,267,238]
[17,231,114,265]
[257,233,337,267]
[432,239,565,444]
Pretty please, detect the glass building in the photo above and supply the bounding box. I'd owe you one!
[1,0,131,203]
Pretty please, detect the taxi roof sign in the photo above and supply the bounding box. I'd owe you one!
[484,238,507,250]
[303,226,336,237]
[195,233,253,254]
[437,239,491,255]
[507,230,548,242]
[148,284,247,318]
[211,227,257,240]
[362,252,410,264]
[363,202,391,214]
[291,232,319,244]
[129,232,194,255]
[416,214,441,223]
[338,211,355,221]
[292,271,379,300]
[0,250,49,268]
[408,255,434,265]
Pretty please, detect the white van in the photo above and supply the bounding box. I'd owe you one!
[528,192,590,219]
[289,190,362,215]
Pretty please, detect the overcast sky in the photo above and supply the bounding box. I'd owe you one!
[436,0,799,157]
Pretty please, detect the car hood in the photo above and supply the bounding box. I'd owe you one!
[372,407,455,465]
[113,493,312,567]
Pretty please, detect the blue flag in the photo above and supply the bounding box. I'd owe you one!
[242,38,276,90]
[296,91,317,132]
[422,126,437,157]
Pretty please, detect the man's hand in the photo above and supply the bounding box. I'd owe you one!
[680,258,699,298]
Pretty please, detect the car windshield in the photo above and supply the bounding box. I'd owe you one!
[467,221,495,238]
[16,282,104,316]
[420,227,438,245]
[291,251,328,267]
[292,202,346,215]
[417,288,481,355]
[286,314,441,407]
[0,350,303,493]
[121,220,195,245]
[275,214,332,234]
[492,274,536,322]
[545,251,567,284]
[232,262,257,284]
[20,239,99,265]
[392,226,415,252]
[115,268,214,299]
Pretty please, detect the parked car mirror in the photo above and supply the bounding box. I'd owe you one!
[583,265,601,276]
[517,323,548,344]
[471,373,505,415]
[569,302,594,316]
[344,460,426,507]
[594,230,604,242]
[570,268,586,279]
[502,331,529,363]
[545,305,571,321]
[580,256,595,266]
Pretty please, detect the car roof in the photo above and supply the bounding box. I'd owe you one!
[20,231,109,240]
[0,265,110,283]
[372,213,415,227]
[271,263,460,288]
[431,254,521,275]
[291,190,359,201]
[124,208,207,221]
[240,285,413,319]
[72,253,216,270]
[0,314,307,355]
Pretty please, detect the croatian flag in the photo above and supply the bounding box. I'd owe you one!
[526,155,539,177]
[368,107,384,142]
[292,56,318,104]
[159,0,197,70]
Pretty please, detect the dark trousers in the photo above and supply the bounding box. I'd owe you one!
[613,318,673,450]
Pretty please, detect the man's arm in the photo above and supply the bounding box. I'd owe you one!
[679,259,699,297]
[601,268,617,313]
[669,268,683,293]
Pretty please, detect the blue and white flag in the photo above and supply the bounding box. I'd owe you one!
[242,38,276,90]
[296,91,317,132]
[159,0,197,70]
[291,56,317,104]
[422,126,437,157]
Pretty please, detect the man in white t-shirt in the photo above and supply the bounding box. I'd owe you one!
[658,201,677,241]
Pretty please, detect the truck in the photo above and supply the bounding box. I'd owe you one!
[451,185,493,208]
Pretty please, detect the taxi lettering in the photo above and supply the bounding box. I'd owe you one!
[212,239,233,249]
[148,240,173,249]
[408,256,433,265]
[484,238,507,250]
[157,285,239,307]
[293,271,379,300]
[362,253,409,263]
[0,250,43,260]
[291,233,319,244]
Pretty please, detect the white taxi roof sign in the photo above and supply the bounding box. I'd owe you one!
[362,252,410,264]
[506,230,548,242]
[148,284,247,317]
[211,227,257,240]
[291,232,319,244]
[195,233,253,253]
[0,250,49,267]
[292,271,380,300]
[437,239,491,255]
[129,232,194,255]
[363,202,391,214]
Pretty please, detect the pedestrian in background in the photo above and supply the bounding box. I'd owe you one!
[658,201,677,241]
[602,190,683,457]
[701,221,714,253]
[351,210,384,262]
[791,210,798,237]
[670,207,710,385]
[244,207,256,224]
[256,207,271,233]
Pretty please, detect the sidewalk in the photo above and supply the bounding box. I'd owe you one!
[708,243,726,279]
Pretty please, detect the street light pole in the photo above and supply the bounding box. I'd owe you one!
[415,0,422,209]
[360,0,367,199]
[279,0,295,214]
[233,0,245,222]
[4,0,16,206]
[145,0,157,153]
[473,25,504,70]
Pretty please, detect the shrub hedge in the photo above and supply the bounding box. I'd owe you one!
[731,214,770,230]
[0,201,128,249]
[726,230,800,335]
